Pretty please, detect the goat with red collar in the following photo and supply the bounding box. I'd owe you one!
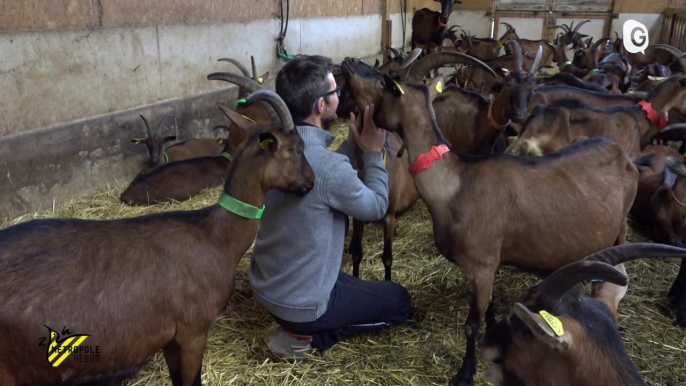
[343,59,640,386]
[506,75,686,157]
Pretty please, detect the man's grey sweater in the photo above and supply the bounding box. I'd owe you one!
[248,124,390,323]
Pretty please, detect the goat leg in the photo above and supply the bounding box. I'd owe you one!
[349,218,366,278]
[485,301,497,332]
[382,215,397,281]
[451,270,495,386]
[162,341,183,386]
[667,257,686,327]
[177,333,207,386]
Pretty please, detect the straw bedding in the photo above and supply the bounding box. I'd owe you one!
[1,120,684,386]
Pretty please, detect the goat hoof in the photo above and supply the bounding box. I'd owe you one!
[449,371,475,386]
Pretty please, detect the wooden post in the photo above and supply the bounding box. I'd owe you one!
[382,0,393,64]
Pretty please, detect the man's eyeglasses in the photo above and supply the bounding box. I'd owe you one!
[312,86,341,110]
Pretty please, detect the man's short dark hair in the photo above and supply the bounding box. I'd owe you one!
[276,55,333,122]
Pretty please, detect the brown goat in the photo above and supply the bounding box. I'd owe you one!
[410,0,457,57]
[348,132,420,281]
[343,64,639,386]
[435,43,542,154]
[129,114,226,177]
[461,28,520,61]
[120,105,250,206]
[480,243,686,386]
[0,90,314,386]
[507,76,686,157]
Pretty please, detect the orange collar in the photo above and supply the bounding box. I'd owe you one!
[408,144,451,179]
[639,101,668,130]
[488,101,511,129]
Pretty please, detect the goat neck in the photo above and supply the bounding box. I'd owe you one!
[377,78,461,204]
[205,165,266,261]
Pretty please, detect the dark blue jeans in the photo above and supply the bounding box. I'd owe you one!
[271,270,412,351]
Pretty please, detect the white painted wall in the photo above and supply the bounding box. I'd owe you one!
[0,13,393,136]
[611,14,663,46]
[447,11,493,40]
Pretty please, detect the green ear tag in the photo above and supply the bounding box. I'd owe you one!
[234,98,247,109]
[539,310,564,337]
[392,81,405,95]
[259,138,274,149]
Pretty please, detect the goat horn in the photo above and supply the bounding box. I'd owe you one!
[500,22,515,31]
[592,37,611,50]
[242,89,294,133]
[399,48,422,70]
[535,260,629,311]
[614,31,620,40]
[251,55,257,80]
[386,46,401,58]
[217,58,251,77]
[648,44,686,72]
[207,72,264,93]
[448,25,461,33]
[552,25,569,32]
[572,19,590,34]
[529,45,543,76]
[652,123,686,141]
[406,52,496,81]
[139,114,152,136]
[155,114,172,136]
[506,39,523,73]
[585,242,686,267]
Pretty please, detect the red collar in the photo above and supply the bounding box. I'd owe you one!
[408,144,451,179]
[488,101,511,129]
[639,100,668,130]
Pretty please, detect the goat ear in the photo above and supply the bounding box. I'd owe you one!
[257,131,279,153]
[383,73,405,97]
[218,104,253,133]
[164,135,177,142]
[428,76,445,103]
[512,303,572,352]
[131,139,145,144]
[256,71,270,84]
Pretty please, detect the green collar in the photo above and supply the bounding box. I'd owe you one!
[588,68,599,74]
[217,192,264,219]
[221,152,232,161]
[163,152,169,163]
[560,61,571,69]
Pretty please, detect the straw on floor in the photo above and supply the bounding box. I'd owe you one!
[1,120,684,386]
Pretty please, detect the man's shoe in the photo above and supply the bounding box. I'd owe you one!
[265,327,313,360]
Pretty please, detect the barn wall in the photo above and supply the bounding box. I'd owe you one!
[0,1,411,218]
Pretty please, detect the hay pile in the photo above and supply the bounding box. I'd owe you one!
[2,120,685,386]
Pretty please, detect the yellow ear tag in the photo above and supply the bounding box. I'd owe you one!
[539,310,564,337]
[257,77,264,83]
[217,138,224,144]
[241,115,256,123]
[435,82,443,93]
[259,138,274,149]
[392,81,405,95]
[132,139,143,144]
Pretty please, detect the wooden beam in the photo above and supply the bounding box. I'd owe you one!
[382,0,392,63]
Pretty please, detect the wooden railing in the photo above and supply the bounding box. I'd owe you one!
[661,8,686,50]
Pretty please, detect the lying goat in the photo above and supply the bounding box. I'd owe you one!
[120,105,250,206]
[481,243,686,386]
[344,62,640,386]
[0,89,314,386]
[130,114,225,176]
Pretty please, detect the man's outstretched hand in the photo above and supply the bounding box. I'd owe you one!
[348,104,386,153]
